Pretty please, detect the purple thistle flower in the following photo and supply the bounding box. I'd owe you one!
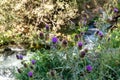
[114,8,119,13]
[16,54,23,60]
[77,41,83,49]
[28,71,33,77]
[19,54,23,60]
[45,24,50,31]
[52,36,58,44]
[98,31,103,37]
[31,60,36,65]
[86,65,92,72]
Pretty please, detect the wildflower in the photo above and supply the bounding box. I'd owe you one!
[28,71,33,77]
[114,8,119,13]
[74,34,79,41]
[16,54,23,60]
[59,37,63,41]
[98,31,103,37]
[30,65,34,69]
[31,60,36,65]
[62,39,68,47]
[80,32,84,36]
[23,63,27,68]
[16,54,19,59]
[52,36,58,44]
[17,68,22,73]
[45,34,49,40]
[95,30,99,35]
[39,32,44,39]
[19,54,23,60]
[86,65,92,72]
[45,24,50,31]
[95,30,103,38]
[77,41,83,49]
[80,51,86,58]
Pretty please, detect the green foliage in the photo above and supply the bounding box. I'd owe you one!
[109,28,120,48]
[15,30,120,79]
[15,36,95,80]
[1,0,120,80]
[94,48,120,80]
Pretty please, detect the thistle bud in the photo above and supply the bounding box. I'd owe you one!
[77,41,83,50]
[84,48,88,53]
[39,32,44,39]
[79,51,86,58]
[62,39,68,47]
[74,34,79,41]
[23,63,27,68]
[45,24,50,31]
[17,68,22,73]
[114,8,119,13]
[30,65,34,69]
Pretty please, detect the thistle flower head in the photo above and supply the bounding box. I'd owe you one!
[31,60,36,65]
[80,51,86,58]
[39,32,44,39]
[23,63,27,68]
[95,30,99,35]
[17,68,22,73]
[86,65,92,72]
[52,36,58,44]
[114,8,119,13]
[28,71,33,77]
[62,39,68,47]
[77,41,83,49]
[74,34,79,41]
[19,54,23,60]
[16,54,23,60]
[96,30,103,38]
[45,24,50,31]
[16,54,19,59]
[98,31,103,37]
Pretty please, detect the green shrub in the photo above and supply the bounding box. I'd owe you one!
[15,33,95,80]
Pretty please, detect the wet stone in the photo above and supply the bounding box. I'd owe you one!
[0,47,34,80]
